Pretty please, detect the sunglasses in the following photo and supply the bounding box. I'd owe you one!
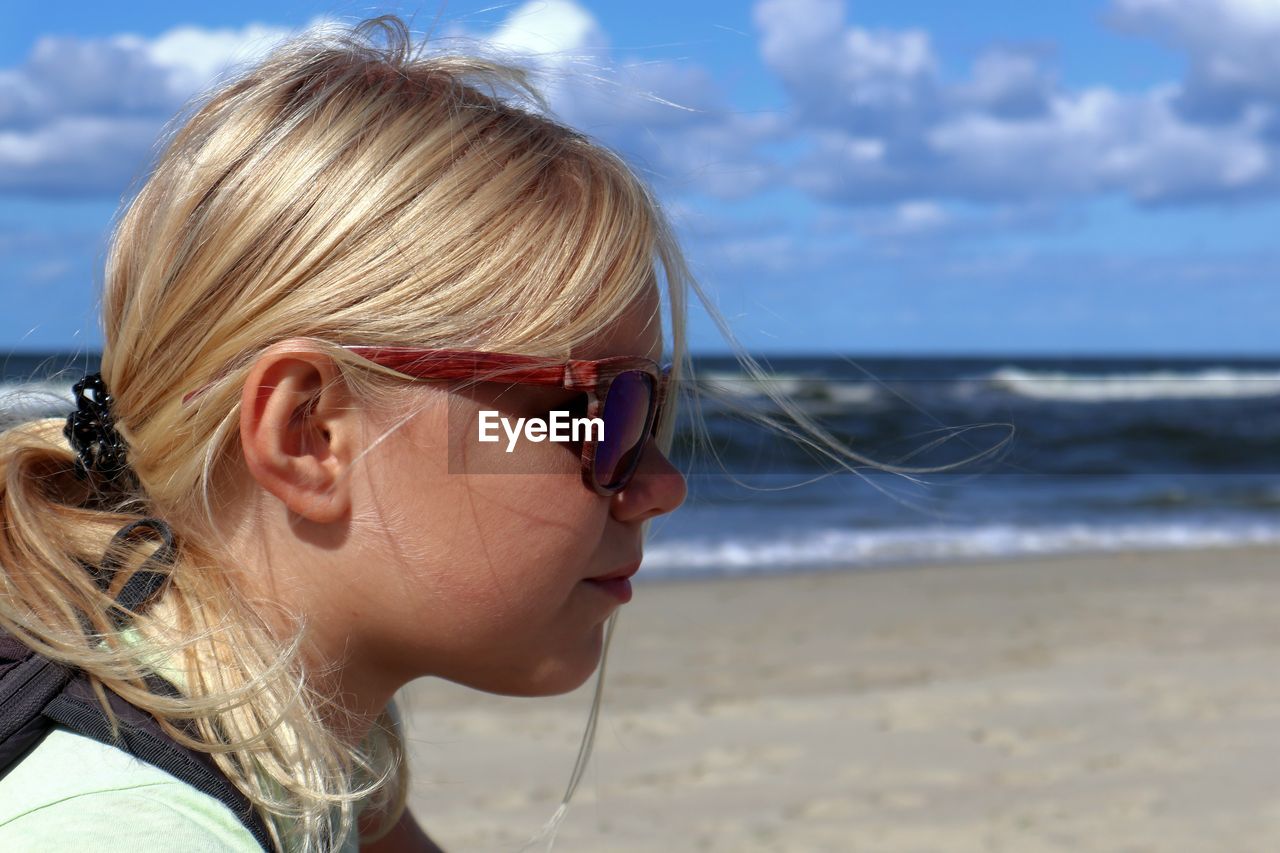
[342,346,673,496]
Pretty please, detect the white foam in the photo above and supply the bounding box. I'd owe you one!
[699,372,811,399]
[639,520,1280,580]
[987,366,1280,401]
[0,381,74,425]
[824,383,880,405]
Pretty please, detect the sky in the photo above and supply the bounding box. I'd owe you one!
[2,0,1279,356]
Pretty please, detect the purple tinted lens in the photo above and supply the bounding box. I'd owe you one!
[595,371,655,489]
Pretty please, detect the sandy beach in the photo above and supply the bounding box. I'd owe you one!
[396,546,1280,852]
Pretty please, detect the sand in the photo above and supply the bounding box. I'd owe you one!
[395,546,1280,852]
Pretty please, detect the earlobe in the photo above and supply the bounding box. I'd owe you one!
[239,344,356,525]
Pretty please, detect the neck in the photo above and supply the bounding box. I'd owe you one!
[304,641,400,746]
[220,502,403,747]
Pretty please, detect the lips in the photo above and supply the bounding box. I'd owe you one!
[588,560,641,582]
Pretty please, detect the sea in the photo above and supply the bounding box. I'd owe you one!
[5,351,1280,582]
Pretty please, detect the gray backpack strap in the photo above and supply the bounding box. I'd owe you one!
[0,635,74,769]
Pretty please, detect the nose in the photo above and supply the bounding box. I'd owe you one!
[611,437,687,523]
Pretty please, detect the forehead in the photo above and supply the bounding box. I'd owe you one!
[572,283,663,363]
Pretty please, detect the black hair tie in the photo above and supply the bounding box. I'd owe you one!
[100,518,177,615]
[64,372,133,488]
[78,517,177,630]
[63,376,173,624]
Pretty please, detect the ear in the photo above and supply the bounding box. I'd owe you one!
[239,341,360,524]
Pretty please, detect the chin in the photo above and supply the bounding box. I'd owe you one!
[461,635,605,697]
[454,669,595,698]
[497,656,602,697]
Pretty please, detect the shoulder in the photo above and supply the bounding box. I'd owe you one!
[0,726,261,852]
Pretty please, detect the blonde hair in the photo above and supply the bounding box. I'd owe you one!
[0,15,999,853]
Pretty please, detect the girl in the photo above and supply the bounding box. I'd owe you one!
[0,14,891,852]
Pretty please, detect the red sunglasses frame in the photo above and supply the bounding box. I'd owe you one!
[342,346,673,496]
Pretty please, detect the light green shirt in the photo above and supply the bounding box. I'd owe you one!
[0,722,366,852]
[0,725,267,851]
[0,628,367,851]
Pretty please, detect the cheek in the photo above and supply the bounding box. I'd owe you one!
[444,400,604,587]
[434,474,603,607]
[357,416,610,675]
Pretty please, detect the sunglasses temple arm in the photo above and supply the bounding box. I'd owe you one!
[651,377,668,438]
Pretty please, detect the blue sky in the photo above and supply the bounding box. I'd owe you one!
[2,0,1279,355]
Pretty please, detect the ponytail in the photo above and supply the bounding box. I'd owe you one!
[0,389,404,850]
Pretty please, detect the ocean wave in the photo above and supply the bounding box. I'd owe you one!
[986,367,1280,402]
[638,520,1280,580]
[0,381,73,425]
[701,371,880,404]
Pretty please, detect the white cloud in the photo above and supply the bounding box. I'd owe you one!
[0,21,310,196]
[7,0,1280,213]
[0,116,166,195]
[131,23,298,98]
[1109,0,1280,123]
[751,0,1280,206]
[486,0,609,62]
[806,200,1071,258]
[755,0,941,130]
[0,6,766,201]
[9,1,781,203]
[926,85,1272,201]
[442,1,779,199]
[893,200,948,230]
[954,47,1056,118]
